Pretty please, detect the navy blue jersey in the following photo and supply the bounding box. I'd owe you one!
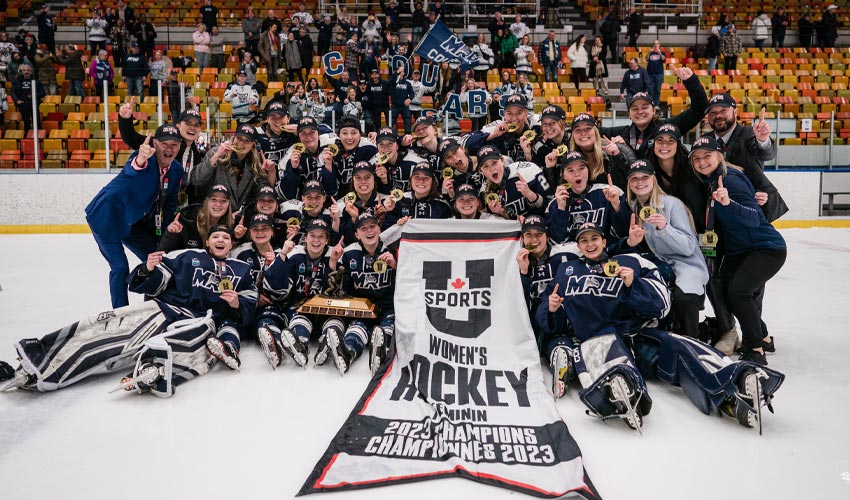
[545,183,631,244]
[466,115,543,162]
[390,78,415,107]
[129,249,258,327]
[535,253,671,342]
[333,138,379,186]
[383,192,453,227]
[382,149,428,193]
[339,241,396,313]
[275,135,340,200]
[255,125,297,164]
[480,161,552,218]
[335,192,389,244]
[520,242,580,315]
[262,245,335,306]
[279,200,340,245]
[411,143,440,171]
[228,242,276,289]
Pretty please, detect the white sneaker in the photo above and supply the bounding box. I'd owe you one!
[714,327,740,356]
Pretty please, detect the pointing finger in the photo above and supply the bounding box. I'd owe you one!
[759,106,766,122]
[717,176,724,190]
[551,283,559,295]
[607,173,613,187]
[239,215,245,225]
[630,213,636,227]
[129,95,135,106]
[142,131,152,146]
[175,213,181,222]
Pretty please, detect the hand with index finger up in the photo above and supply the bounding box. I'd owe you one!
[753,106,772,142]
[548,283,564,312]
[603,174,621,212]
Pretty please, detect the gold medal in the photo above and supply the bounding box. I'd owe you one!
[441,167,454,179]
[292,143,307,153]
[286,217,301,227]
[639,206,656,221]
[701,230,718,248]
[327,143,339,156]
[507,123,519,133]
[523,243,536,251]
[411,133,426,141]
[603,260,620,277]
[344,192,357,203]
[218,278,234,292]
[302,205,317,211]
[560,182,572,190]
[373,259,387,274]
[390,189,404,202]
[377,152,390,165]
[231,144,244,152]
[484,192,500,205]
[555,144,569,156]
[522,130,537,142]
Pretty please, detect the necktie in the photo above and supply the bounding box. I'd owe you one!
[717,137,726,152]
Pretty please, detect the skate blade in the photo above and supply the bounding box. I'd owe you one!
[609,376,643,435]
[279,329,308,369]
[745,372,764,435]
[325,332,348,377]
[257,329,282,370]
[207,339,241,372]
[0,372,29,392]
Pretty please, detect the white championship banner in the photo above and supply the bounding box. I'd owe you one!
[299,220,601,499]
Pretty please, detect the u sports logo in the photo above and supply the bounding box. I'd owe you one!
[422,259,494,339]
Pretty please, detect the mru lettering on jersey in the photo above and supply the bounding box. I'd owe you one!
[192,268,242,292]
[422,259,494,339]
[562,271,623,298]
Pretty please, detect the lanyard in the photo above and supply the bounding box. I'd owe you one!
[704,181,716,231]
[303,257,321,297]
[155,167,169,237]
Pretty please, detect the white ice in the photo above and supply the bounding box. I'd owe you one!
[1,229,849,500]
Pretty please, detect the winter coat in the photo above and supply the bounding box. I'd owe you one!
[56,49,85,81]
[282,39,302,70]
[34,51,57,87]
[193,30,210,54]
[752,14,770,41]
[567,42,588,70]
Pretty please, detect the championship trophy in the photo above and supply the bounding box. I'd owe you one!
[296,268,378,319]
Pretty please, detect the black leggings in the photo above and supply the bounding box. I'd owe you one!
[669,286,704,341]
[720,249,786,351]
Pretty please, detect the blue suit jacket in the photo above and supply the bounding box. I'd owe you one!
[85,152,184,242]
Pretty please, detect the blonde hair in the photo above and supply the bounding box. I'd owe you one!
[197,196,234,242]
[569,127,605,181]
[218,145,266,189]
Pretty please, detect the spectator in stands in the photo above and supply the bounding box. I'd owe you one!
[819,5,839,49]
[111,19,129,68]
[133,15,157,61]
[34,47,57,95]
[209,26,225,69]
[225,71,260,124]
[515,72,534,111]
[751,10,770,50]
[567,35,589,88]
[620,58,649,103]
[360,37,380,76]
[646,40,666,112]
[411,2,426,41]
[293,3,315,27]
[86,8,109,54]
[437,62,461,108]
[500,28,518,70]
[705,27,721,71]
[720,24,742,72]
[306,78,325,101]
[240,51,258,85]
[499,70,515,95]
[116,0,135,25]
[460,77,490,131]
[389,65,414,133]
[262,9,283,34]
[409,69,436,120]
[20,35,37,67]
[259,23,281,81]
[104,7,117,32]
[589,36,609,96]
[798,14,814,49]
[11,64,45,133]
[149,50,172,98]
[317,16,335,56]
[89,50,115,96]
[56,44,84,97]
[771,8,788,49]
[342,86,362,118]
[366,67,394,128]
[14,28,31,47]
[242,9,261,59]
[489,10,507,43]
[7,51,32,84]
[0,84,7,127]
[172,50,195,71]
[510,14,530,40]
[471,34,495,83]
[193,24,211,72]
[200,0,218,33]
[539,31,563,83]
[716,12,730,30]
[123,42,150,99]
[362,14,382,41]
[299,27,314,80]
[37,5,57,54]
[164,69,187,115]
[0,32,15,78]
[429,0,447,17]
[626,7,641,48]
[289,17,304,41]
[515,35,535,75]
[283,32,304,84]
[345,33,363,82]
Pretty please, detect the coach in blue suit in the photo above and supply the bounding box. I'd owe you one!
[86,125,185,308]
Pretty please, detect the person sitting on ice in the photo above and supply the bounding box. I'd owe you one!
[0,225,257,397]
[535,221,785,433]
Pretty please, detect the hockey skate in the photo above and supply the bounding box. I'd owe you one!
[0,360,15,381]
[607,374,644,434]
[550,346,573,399]
[206,337,241,371]
[0,366,35,392]
[111,363,164,394]
[325,328,354,376]
[728,369,767,434]
[279,327,309,368]
[314,334,330,366]
[257,326,284,370]
[368,326,387,376]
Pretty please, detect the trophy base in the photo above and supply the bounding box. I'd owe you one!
[297,295,378,319]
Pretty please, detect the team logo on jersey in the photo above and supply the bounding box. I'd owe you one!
[189,240,199,248]
[191,258,200,266]
[350,259,357,269]
[563,265,574,276]
[299,263,306,273]
[96,311,116,322]
[422,259,494,339]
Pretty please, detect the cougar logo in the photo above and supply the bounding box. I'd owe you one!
[422,259,494,339]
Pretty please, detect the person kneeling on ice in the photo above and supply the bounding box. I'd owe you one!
[0,225,257,397]
[535,222,784,433]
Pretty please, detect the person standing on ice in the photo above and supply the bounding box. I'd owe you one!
[85,125,185,309]
[536,222,784,434]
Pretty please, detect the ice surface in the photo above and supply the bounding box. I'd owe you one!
[1,229,849,500]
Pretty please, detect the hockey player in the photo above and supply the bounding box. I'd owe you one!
[545,151,630,244]
[437,136,485,198]
[0,225,257,397]
[279,179,342,245]
[568,112,636,189]
[452,183,500,220]
[319,213,397,375]
[259,218,337,368]
[275,116,339,200]
[374,126,426,194]
[477,144,551,219]
[336,161,390,244]
[534,105,571,189]
[332,114,378,187]
[255,101,297,164]
[159,184,234,253]
[224,70,260,124]
[407,115,442,171]
[466,94,543,163]
[536,222,784,433]
[382,162,453,227]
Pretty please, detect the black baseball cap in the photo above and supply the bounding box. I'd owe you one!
[305,218,331,235]
[155,124,182,142]
[653,123,682,142]
[208,224,234,238]
[438,137,463,160]
[454,183,478,200]
[627,159,655,177]
[503,93,527,110]
[267,101,288,117]
[521,214,547,233]
[560,150,588,168]
[176,109,202,124]
[574,221,604,239]
[571,112,597,128]
[338,115,361,133]
[628,92,654,108]
[689,136,722,156]
[234,124,255,141]
[352,161,374,176]
[411,161,434,178]
[249,213,274,228]
[476,145,502,165]
[256,184,277,200]
[354,212,379,229]
[207,184,230,198]
[414,115,436,130]
[376,126,398,143]
[706,93,737,114]
[237,70,247,76]
[302,179,326,196]
[297,116,320,133]
[541,105,566,121]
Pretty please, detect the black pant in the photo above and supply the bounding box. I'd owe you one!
[723,55,737,72]
[602,37,618,64]
[571,68,587,88]
[318,38,331,57]
[246,39,259,59]
[669,286,705,340]
[287,68,303,84]
[720,249,786,351]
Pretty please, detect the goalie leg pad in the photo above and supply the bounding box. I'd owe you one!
[574,334,652,419]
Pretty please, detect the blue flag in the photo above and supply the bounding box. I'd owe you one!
[414,20,479,71]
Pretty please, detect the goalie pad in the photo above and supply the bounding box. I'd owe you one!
[634,328,785,415]
[574,334,652,419]
[14,301,169,392]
